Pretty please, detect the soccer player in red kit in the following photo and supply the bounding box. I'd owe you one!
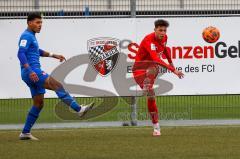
[132,19,184,136]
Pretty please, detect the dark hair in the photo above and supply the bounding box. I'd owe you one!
[154,19,169,28]
[27,13,42,22]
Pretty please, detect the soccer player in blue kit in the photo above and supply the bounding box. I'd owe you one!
[17,13,94,140]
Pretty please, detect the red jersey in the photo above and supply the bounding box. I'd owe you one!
[134,32,175,72]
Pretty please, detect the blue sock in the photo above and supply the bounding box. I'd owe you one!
[22,106,41,133]
[55,87,81,112]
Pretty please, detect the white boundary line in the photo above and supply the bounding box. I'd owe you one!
[1,120,240,130]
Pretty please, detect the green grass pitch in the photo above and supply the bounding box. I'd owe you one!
[0,126,240,159]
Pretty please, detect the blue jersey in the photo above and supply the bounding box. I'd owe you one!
[17,29,49,97]
[18,29,42,69]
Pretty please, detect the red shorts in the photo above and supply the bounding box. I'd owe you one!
[133,63,159,90]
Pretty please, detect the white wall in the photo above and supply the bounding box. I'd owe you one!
[0,17,240,98]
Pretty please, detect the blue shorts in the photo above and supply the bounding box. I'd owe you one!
[21,68,49,97]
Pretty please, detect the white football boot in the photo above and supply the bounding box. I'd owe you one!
[152,123,161,136]
[78,102,95,117]
[19,133,39,141]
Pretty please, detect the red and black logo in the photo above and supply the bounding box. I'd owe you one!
[88,37,120,76]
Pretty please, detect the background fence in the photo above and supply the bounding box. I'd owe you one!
[1,95,240,124]
[1,0,240,125]
[1,0,240,18]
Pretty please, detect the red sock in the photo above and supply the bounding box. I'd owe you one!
[147,98,159,124]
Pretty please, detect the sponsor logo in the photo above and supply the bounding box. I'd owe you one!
[128,41,240,59]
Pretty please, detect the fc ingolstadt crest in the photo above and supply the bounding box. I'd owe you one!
[87,37,120,76]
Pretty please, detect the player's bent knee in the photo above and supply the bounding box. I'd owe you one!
[51,78,63,89]
[143,88,155,98]
[146,66,158,77]
[147,89,155,97]
[47,77,63,91]
[55,82,63,91]
[143,90,148,96]
[148,95,155,100]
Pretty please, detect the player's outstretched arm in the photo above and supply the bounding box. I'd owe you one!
[144,41,184,79]
[163,47,184,79]
[151,50,184,79]
[144,41,175,72]
[39,49,66,62]
[163,47,174,67]
[173,70,184,79]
